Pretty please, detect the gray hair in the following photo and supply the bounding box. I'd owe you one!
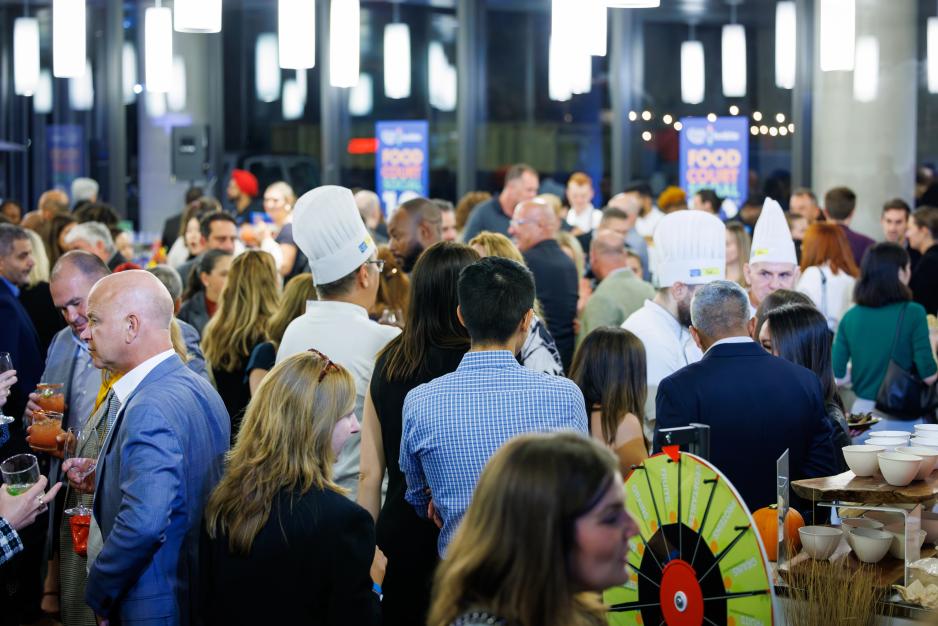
[690,280,751,338]
[148,264,183,302]
[354,190,381,221]
[71,177,99,203]
[51,250,110,282]
[0,223,29,257]
[64,221,115,255]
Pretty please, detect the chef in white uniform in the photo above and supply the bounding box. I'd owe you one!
[622,210,726,444]
[744,198,800,313]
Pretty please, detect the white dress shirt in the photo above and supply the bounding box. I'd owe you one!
[112,349,176,404]
[796,263,855,330]
[635,206,664,239]
[565,205,603,233]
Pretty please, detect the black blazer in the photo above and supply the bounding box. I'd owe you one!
[200,486,381,626]
[655,341,839,513]
[522,239,579,369]
[0,282,43,456]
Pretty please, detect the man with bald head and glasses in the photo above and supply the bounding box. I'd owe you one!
[62,270,229,625]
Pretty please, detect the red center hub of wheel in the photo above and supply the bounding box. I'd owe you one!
[659,559,704,626]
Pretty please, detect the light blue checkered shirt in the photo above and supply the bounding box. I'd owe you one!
[400,350,588,556]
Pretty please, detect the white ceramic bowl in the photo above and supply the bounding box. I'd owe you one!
[922,511,938,543]
[896,447,938,479]
[868,436,910,450]
[914,424,938,435]
[864,510,906,526]
[876,430,913,439]
[841,517,885,533]
[910,438,938,451]
[799,526,843,560]
[848,527,894,563]
[842,445,885,477]
[886,526,927,560]
[878,452,923,487]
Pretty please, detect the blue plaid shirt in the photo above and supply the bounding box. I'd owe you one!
[0,516,23,566]
[400,350,588,556]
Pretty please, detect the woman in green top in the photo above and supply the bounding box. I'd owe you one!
[833,243,937,426]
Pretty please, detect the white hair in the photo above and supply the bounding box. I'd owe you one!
[354,190,381,220]
[71,177,99,203]
[147,264,183,302]
[65,221,115,255]
[690,280,751,338]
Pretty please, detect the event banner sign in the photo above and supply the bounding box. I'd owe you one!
[678,116,749,206]
[48,125,85,193]
[376,120,429,215]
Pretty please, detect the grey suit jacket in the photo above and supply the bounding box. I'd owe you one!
[87,355,230,625]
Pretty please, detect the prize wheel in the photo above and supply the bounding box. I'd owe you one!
[604,448,774,626]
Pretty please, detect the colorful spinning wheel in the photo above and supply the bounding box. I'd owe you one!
[604,449,774,626]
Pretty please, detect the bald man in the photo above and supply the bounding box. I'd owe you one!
[63,270,229,625]
[21,189,69,231]
[509,199,579,368]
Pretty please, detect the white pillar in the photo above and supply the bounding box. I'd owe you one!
[811,0,917,240]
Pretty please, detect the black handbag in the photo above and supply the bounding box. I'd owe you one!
[874,303,938,419]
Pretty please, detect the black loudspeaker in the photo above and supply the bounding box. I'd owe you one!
[171,125,209,182]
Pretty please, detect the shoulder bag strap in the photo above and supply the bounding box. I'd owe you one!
[820,267,829,319]
[887,302,909,361]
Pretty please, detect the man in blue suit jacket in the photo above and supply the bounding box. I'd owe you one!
[64,270,229,625]
[655,280,839,513]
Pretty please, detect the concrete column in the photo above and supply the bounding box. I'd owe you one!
[811,0,917,240]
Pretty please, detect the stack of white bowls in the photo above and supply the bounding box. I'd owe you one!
[910,424,938,451]
[867,430,912,451]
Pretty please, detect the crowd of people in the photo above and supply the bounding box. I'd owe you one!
[0,162,936,626]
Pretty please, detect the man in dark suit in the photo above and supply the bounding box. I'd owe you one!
[509,198,579,369]
[0,223,44,623]
[63,270,229,625]
[655,280,839,513]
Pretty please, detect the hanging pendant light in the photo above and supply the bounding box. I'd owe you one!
[588,0,607,57]
[174,0,222,33]
[605,0,659,6]
[146,91,167,117]
[14,18,40,96]
[819,0,854,71]
[721,24,746,97]
[349,73,373,115]
[279,0,316,69]
[330,0,360,88]
[168,57,187,111]
[35,70,53,114]
[145,6,173,92]
[681,40,705,104]
[53,0,86,78]
[123,42,138,104]
[384,23,411,99]
[256,33,281,102]
[283,78,305,119]
[774,1,796,89]
[69,59,94,110]
[853,36,878,103]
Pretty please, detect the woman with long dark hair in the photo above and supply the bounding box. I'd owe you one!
[178,249,233,336]
[428,432,638,626]
[568,327,649,474]
[833,242,937,422]
[759,303,850,469]
[358,241,479,626]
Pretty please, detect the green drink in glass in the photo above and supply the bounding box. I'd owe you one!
[1,454,39,496]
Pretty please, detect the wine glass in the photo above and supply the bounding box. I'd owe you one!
[63,426,99,516]
[0,352,14,425]
[1,453,39,495]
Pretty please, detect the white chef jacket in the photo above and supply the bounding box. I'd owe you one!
[277,300,400,499]
[635,206,664,239]
[566,205,603,233]
[622,299,703,446]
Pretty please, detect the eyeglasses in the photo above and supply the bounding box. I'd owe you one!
[510,218,532,227]
[307,348,339,382]
[365,259,385,273]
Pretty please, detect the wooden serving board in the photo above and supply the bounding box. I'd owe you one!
[778,539,937,589]
[791,471,938,504]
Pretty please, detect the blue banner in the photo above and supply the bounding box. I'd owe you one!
[376,120,429,215]
[48,125,85,193]
[678,116,749,207]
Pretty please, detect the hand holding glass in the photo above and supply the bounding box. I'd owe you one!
[0,353,15,425]
[62,427,98,500]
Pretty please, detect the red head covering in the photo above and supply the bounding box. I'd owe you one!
[231,169,259,198]
[113,262,142,272]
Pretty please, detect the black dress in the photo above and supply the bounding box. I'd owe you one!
[200,487,381,626]
[910,244,938,316]
[370,342,468,626]
[20,282,65,356]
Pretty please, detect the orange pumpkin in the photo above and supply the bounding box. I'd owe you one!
[753,504,804,561]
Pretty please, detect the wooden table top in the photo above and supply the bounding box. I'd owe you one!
[791,471,938,504]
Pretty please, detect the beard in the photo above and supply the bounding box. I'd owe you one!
[676,297,693,327]
[399,243,425,273]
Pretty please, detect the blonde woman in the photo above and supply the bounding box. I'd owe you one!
[261,181,308,280]
[556,230,592,318]
[469,232,564,375]
[725,222,751,287]
[201,250,281,437]
[246,273,318,394]
[428,432,637,626]
[202,351,382,625]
